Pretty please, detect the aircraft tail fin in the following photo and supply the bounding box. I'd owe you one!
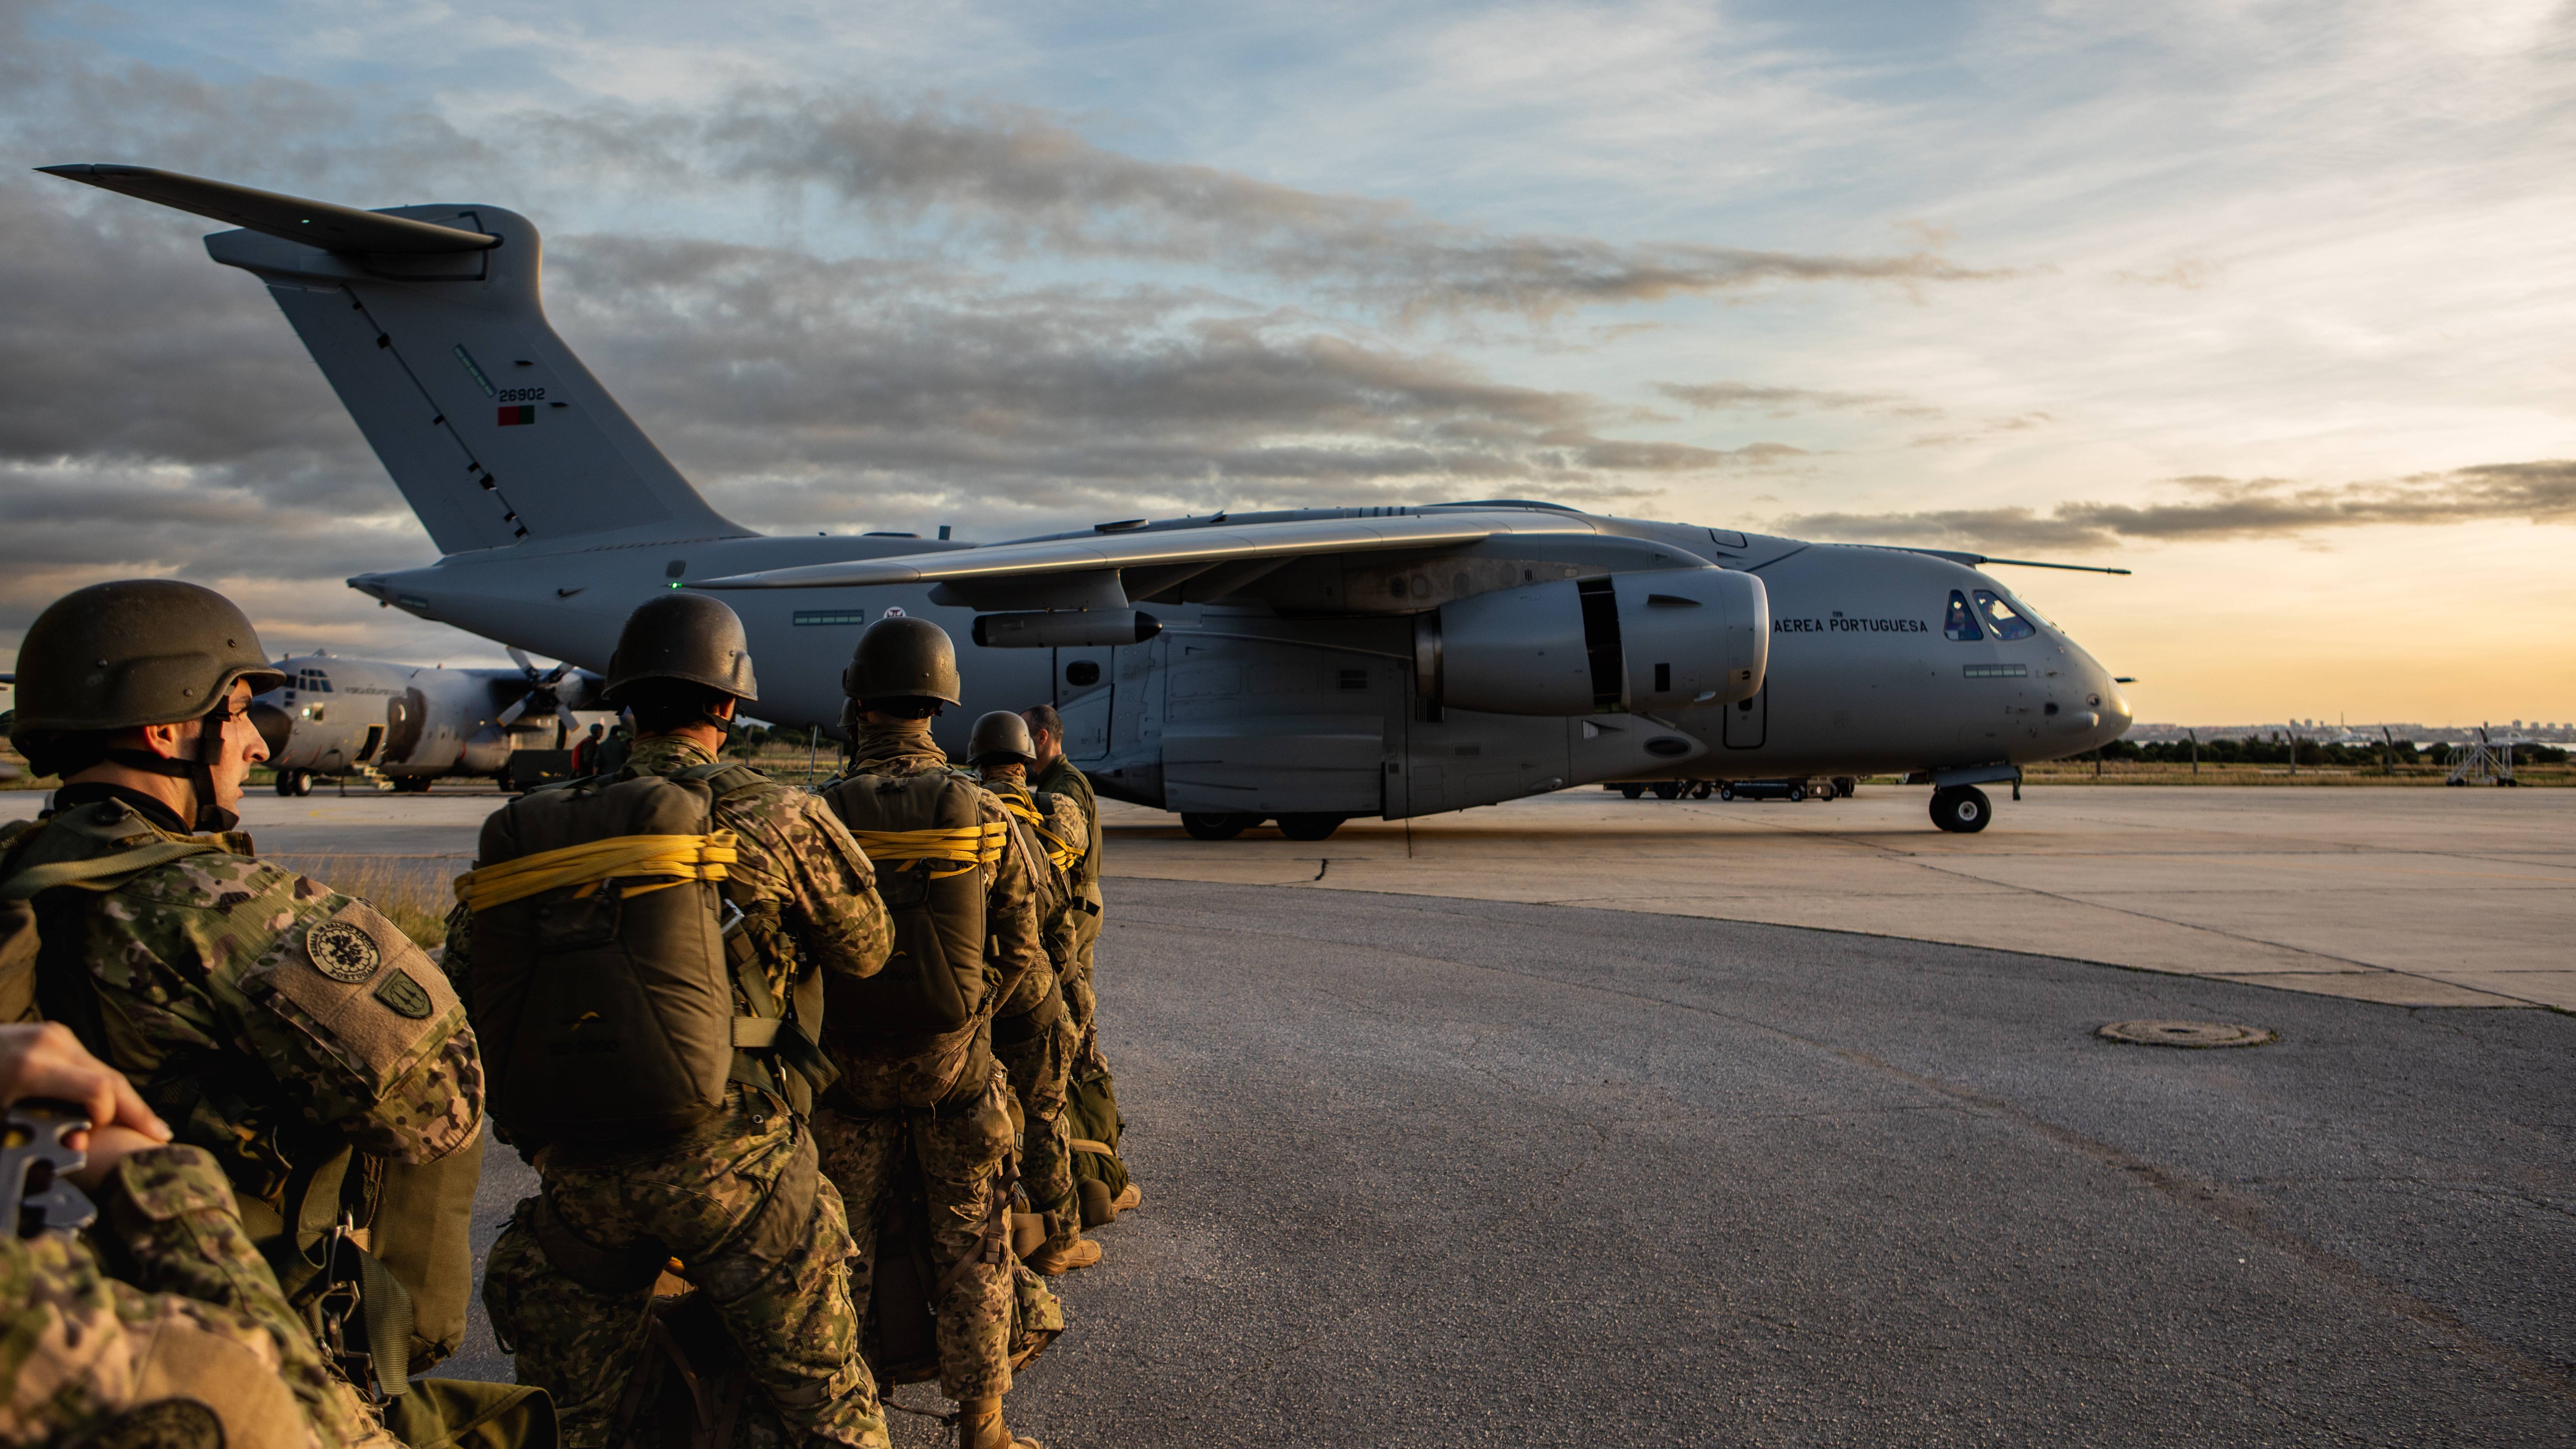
[42,164,748,555]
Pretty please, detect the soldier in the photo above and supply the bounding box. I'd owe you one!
[1018,708,1102,1039]
[1,580,488,1399]
[0,1021,410,1449]
[812,619,1053,1449]
[1020,706,1140,1220]
[458,593,895,1449]
[966,711,1097,1276]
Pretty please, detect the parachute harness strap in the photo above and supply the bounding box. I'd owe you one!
[847,822,1007,878]
[995,796,1083,872]
[454,832,740,912]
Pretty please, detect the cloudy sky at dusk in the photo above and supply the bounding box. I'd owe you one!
[2,0,2569,726]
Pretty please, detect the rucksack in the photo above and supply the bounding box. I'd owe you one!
[462,762,825,1142]
[814,770,997,1041]
[0,815,226,1023]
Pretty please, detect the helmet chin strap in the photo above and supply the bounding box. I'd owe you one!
[103,703,239,834]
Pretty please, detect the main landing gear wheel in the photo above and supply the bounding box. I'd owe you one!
[1930,786,1991,833]
[1275,813,1347,841]
[393,775,434,794]
[274,770,313,797]
[1619,783,1648,800]
[1831,776,1859,799]
[1652,781,1685,800]
[1690,781,1715,800]
[1182,812,1255,841]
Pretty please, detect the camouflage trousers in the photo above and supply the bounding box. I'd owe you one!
[992,1003,1079,1253]
[812,1061,1019,1402]
[482,1087,885,1449]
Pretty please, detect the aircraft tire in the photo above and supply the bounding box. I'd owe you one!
[1690,781,1715,800]
[1652,781,1685,800]
[394,775,433,794]
[1930,786,1991,833]
[1619,783,1647,800]
[1275,813,1346,841]
[1182,812,1252,841]
[273,771,299,797]
[291,772,315,797]
[1832,776,1859,798]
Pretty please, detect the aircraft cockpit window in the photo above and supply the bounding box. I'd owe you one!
[1944,591,1982,641]
[1972,589,2036,640]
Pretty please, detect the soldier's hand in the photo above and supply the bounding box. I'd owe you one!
[65,1124,164,1191]
[0,1023,172,1148]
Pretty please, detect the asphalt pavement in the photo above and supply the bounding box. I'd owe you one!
[449,879,2575,1448]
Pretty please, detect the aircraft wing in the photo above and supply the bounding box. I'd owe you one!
[695,510,1628,595]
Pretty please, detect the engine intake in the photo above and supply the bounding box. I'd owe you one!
[1414,567,1767,715]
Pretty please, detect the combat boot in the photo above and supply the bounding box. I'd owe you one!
[956,1396,1041,1449]
[1025,1234,1101,1275]
[1112,1183,1142,1212]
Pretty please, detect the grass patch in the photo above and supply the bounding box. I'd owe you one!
[270,854,466,952]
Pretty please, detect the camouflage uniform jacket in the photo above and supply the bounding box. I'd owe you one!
[445,736,894,1014]
[2,1144,400,1449]
[1029,758,1102,903]
[8,794,483,1213]
[984,779,1081,1019]
[824,724,1047,1092]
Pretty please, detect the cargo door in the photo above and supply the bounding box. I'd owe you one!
[1054,646,1114,763]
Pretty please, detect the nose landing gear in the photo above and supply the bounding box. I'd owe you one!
[1929,785,1991,833]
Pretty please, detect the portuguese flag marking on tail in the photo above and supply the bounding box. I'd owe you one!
[499,405,536,426]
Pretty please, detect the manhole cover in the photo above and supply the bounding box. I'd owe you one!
[2096,1019,2277,1049]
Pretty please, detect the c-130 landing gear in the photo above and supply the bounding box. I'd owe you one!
[1929,786,1991,833]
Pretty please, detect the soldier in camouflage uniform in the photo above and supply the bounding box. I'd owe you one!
[1022,707,1138,1220]
[459,593,895,1449]
[2,581,487,1393]
[0,1021,401,1449]
[966,712,1096,1275]
[1019,708,1103,1042]
[813,621,1053,1449]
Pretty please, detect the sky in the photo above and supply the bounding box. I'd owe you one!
[1,0,2570,727]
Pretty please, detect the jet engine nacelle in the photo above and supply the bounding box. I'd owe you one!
[1415,566,1767,716]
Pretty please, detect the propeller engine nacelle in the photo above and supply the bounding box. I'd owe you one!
[1414,566,1767,716]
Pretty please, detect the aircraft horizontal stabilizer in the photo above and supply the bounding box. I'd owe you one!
[693,510,1625,591]
[39,164,498,254]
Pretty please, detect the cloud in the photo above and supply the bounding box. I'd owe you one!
[1773,463,2576,552]
[1654,381,1920,417]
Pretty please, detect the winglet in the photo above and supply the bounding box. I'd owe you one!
[38,163,498,254]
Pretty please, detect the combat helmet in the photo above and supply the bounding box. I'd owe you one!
[966,710,1036,767]
[842,616,961,707]
[603,593,758,703]
[10,579,285,740]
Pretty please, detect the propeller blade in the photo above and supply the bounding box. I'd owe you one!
[507,647,540,679]
[495,695,531,726]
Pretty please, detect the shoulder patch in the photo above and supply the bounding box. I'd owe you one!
[259,900,461,1091]
[305,919,382,982]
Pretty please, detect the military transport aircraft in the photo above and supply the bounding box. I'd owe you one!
[250,649,610,795]
[40,163,2133,837]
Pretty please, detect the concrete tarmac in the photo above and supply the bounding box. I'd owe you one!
[1095,785,2576,1012]
[433,880,2573,1447]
